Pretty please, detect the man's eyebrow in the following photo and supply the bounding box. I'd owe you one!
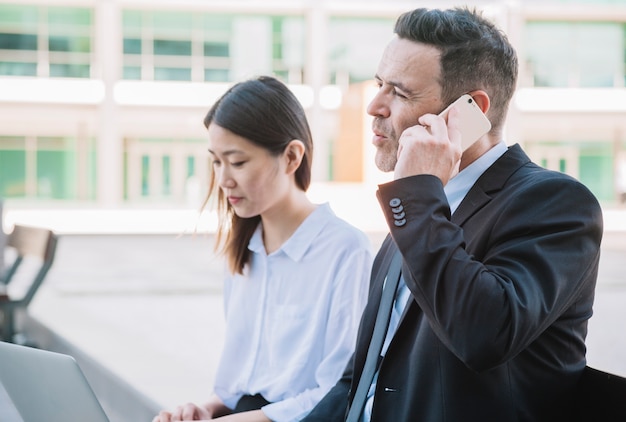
[374,74,413,96]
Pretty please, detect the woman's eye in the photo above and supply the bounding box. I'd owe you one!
[211,160,221,167]
[231,161,246,168]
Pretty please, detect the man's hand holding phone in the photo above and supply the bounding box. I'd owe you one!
[394,94,491,185]
[394,104,463,185]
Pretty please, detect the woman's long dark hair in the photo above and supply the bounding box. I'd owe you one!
[202,76,313,274]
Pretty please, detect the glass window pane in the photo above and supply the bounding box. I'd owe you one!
[204,42,229,57]
[152,11,193,35]
[123,66,141,80]
[123,10,143,32]
[186,156,195,178]
[154,39,191,56]
[204,68,229,82]
[154,67,191,81]
[579,144,613,201]
[203,14,232,32]
[328,17,394,83]
[0,5,39,31]
[0,137,26,197]
[141,155,149,196]
[124,38,141,54]
[0,62,37,76]
[37,150,74,199]
[0,33,37,50]
[526,21,622,87]
[49,35,91,52]
[47,6,92,27]
[163,155,171,195]
[50,63,90,78]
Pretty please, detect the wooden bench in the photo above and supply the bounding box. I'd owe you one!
[0,224,58,343]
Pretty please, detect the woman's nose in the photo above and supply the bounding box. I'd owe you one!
[217,168,236,189]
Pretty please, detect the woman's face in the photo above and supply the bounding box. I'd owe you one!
[207,124,291,219]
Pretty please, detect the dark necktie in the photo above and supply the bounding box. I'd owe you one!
[345,251,403,422]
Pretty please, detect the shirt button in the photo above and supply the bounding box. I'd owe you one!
[394,218,406,227]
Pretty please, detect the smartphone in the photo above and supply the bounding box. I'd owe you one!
[438,94,491,151]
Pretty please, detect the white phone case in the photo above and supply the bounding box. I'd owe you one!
[438,94,491,150]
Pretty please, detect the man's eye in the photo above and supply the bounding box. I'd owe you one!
[393,89,407,99]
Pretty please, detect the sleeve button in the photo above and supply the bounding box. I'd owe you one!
[389,198,401,207]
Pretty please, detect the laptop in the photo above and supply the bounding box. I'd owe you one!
[0,341,110,422]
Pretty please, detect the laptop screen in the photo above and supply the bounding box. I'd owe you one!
[0,341,110,422]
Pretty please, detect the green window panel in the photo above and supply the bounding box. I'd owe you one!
[48,35,91,53]
[36,150,73,199]
[123,66,141,80]
[0,150,26,198]
[525,21,622,87]
[0,33,37,50]
[153,39,191,56]
[154,67,191,81]
[0,5,92,78]
[187,156,195,178]
[328,17,395,84]
[141,155,150,196]
[49,63,90,78]
[124,38,141,54]
[0,4,39,32]
[0,62,37,76]
[579,147,614,202]
[204,68,229,82]
[163,156,171,196]
[204,41,229,57]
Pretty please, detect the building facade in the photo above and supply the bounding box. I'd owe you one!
[1,0,626,207]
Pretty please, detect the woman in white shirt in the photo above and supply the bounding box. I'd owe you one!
[153,76,372,422]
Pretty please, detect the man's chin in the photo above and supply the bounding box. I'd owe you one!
[375,154,397,173]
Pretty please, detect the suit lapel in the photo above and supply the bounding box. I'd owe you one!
[453,144,531,226]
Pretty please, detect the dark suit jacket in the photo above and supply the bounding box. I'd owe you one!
[303,144,603,421]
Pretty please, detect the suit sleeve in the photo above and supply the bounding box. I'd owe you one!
[378,173,603,373]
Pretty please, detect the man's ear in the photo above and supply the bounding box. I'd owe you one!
[284,139,306,175]
[468,90,490,114]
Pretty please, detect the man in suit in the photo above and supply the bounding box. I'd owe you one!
[303,6,603,422]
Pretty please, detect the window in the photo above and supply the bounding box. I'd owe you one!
[121,10,304,83]
[328,17,395,85]
[0,4,92,78]
[0,135,94,200]
[525,21,623,87]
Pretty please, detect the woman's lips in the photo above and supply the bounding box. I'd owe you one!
[228,196,242,205]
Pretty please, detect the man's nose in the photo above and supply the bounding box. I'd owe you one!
[367,90,390,118]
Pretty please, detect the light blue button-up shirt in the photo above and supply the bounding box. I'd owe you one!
[212,203,373,422]
[362,142,508,421]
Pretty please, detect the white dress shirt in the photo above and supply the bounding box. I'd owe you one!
[362,141,508,421]
[213,203,373,422]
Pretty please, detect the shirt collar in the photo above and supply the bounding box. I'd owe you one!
[248,202,334,261]
[445,141,508,214]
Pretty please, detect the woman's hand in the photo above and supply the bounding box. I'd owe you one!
[152,402,213,421]
[153,395,231,421]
